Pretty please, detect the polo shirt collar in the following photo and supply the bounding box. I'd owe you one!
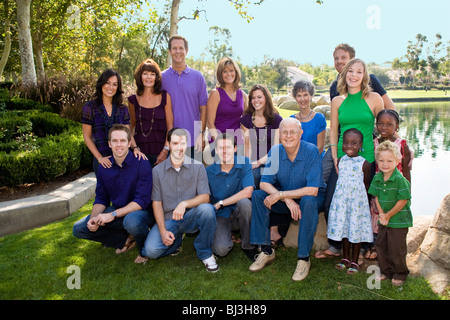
[373,167,401,183]
[169,65,191,75]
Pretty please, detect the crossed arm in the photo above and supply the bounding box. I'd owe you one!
[260,182,318,221]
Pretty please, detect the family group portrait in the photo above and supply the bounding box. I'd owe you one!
[1,0,449,305]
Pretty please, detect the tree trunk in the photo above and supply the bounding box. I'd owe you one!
[32,1,45,81]
[16,0,36,86]
[0,0,12,81]
[166,0,181,66]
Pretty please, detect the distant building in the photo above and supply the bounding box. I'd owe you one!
[287,66,314,86]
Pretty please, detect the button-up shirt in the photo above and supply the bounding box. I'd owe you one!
[81,101,130,157]
[368,168,412,228]
[94,151,152,210]
[261,141,326,193]
[206,156,255,218]
[161,66,208,147]
[152,156,210,220]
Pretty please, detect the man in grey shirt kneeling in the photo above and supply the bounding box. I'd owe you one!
[142,128,219,272]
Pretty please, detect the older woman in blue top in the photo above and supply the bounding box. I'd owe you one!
[290,80,327,156]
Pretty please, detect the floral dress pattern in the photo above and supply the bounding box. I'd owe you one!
[327,155,373,243]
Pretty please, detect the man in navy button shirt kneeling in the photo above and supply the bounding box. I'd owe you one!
[73,124,154,264]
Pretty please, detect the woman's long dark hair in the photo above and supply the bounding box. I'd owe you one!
[93,69,124,107]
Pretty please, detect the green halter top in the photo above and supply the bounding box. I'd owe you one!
[337,91,375,162]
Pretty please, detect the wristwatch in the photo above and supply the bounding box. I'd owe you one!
[219,200,224,209]
[111,211,118,219]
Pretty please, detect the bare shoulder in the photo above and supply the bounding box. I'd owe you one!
[331,95,345,109]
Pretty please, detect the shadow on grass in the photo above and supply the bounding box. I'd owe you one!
[0,200,443,300]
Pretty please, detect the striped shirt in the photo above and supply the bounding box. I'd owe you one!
[368,168,412,228]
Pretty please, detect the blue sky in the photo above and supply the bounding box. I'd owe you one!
[157,0,450,67]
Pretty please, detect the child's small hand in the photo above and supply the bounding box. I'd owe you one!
[379,213,389,226]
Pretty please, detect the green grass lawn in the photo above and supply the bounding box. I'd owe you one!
[0,199,444,301]
[387,89,449,99]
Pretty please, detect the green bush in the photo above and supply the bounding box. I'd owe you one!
[0,104,91,187]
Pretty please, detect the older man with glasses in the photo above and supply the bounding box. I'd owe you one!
[248,118,326,281]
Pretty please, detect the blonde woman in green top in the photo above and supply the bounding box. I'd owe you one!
[330,58,384,172]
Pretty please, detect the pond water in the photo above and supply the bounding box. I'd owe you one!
[397,101,450,216]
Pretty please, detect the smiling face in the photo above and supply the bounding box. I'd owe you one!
[169,39,187,66]
[102,76,118,100]
[295,90,312,110]
[345,61,365,90]
[250,89,266,112]
[279,119,302,150]
[141,70,156,88]
[342,130,363,158]
[333,48,351,74]
[216,137,236,164]
[221,65,236,86]
[108,129,131,160]
[169,133,187,162]
[376,150,400,176]
[376,112,399,140]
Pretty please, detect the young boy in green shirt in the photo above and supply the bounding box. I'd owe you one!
[369,140,412,286]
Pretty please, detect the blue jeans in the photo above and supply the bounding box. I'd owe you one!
[73,206,155,255]
[142,203,216,261]
[250,190,325,258]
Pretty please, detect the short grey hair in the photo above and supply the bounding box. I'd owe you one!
[292,79,315,97]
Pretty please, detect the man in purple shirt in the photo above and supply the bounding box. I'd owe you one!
[73,125,154,264]
[161,35,208,160]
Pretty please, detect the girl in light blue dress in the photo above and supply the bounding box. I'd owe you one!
[327,128,373,274]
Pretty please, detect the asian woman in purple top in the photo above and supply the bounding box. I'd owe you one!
[81,69,143,175]
[128,59,174,167]
[206,57,247,145]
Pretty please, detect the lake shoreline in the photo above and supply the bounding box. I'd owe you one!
[393,97,450,103]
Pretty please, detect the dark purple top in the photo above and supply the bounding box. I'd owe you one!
[128,92,168,155]
[214,87,244,144]
[240,113,283,161]
[81,100,130,157]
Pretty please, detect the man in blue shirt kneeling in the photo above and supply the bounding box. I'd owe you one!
[73,124,154,264]
[206,133,258,261]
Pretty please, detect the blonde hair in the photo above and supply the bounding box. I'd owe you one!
[337,58,372,99]
[375,140,402,161]
[216,57,241,90]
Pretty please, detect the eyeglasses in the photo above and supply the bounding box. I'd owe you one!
[280,130,301,137]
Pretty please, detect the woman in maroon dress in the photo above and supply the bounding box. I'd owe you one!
[128,59,174,167]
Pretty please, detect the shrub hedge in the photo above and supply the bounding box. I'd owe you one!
[0,92,91,187]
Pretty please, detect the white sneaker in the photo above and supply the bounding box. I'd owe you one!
[202,255,219,273]
[292,259,310,281]
[249,250,275,272]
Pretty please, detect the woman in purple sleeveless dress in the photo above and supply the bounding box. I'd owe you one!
[128,59,174,167]
[206,57,247,162]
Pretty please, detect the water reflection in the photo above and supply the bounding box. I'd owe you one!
[397,102,450,216]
